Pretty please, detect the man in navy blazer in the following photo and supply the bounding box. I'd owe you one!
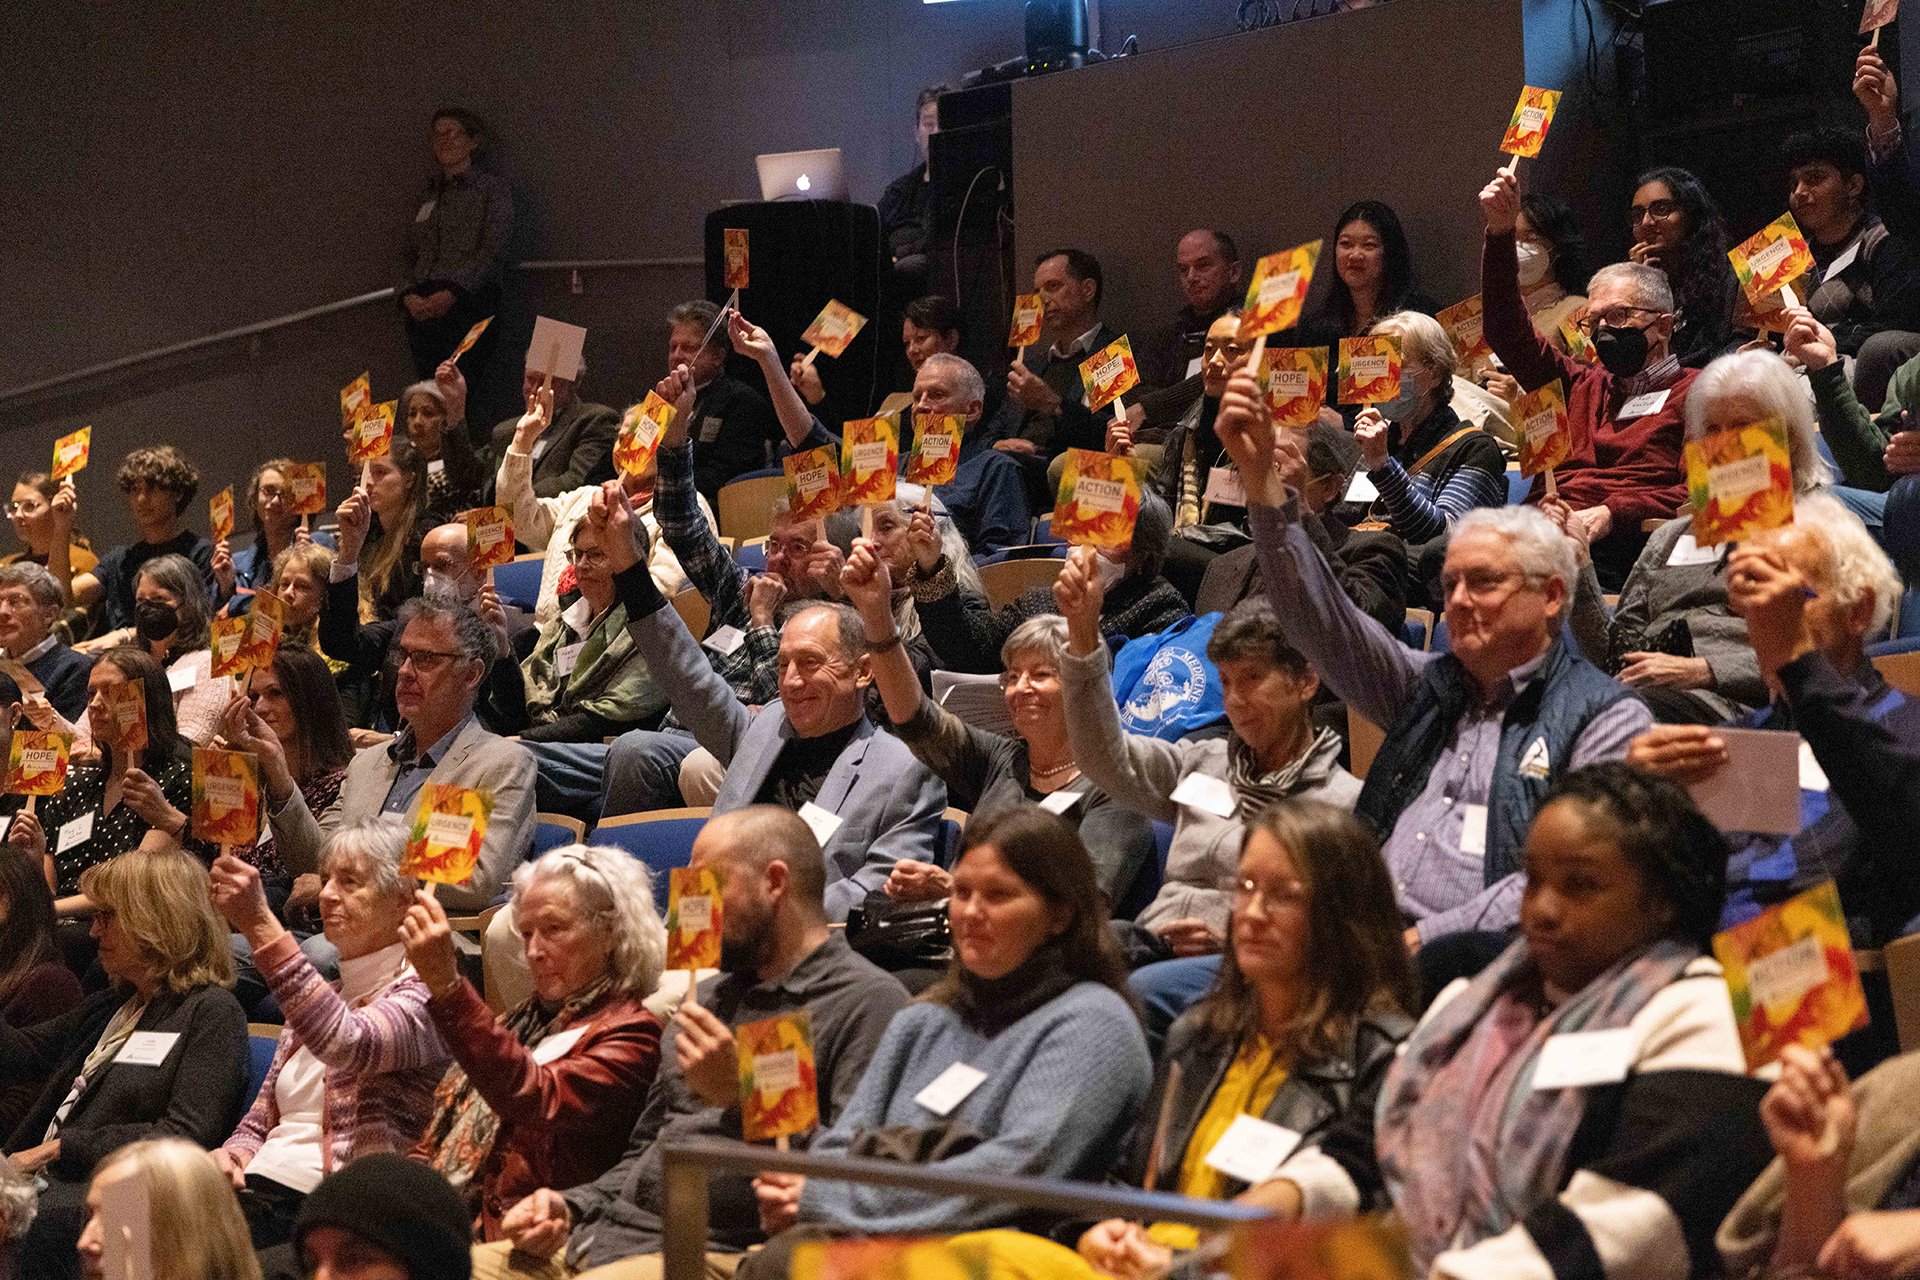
[592,482,946,920]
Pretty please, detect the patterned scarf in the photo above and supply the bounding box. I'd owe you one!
[1226,726,1342,819]
[421,979,611,1203]
[1374,937,1699,1270]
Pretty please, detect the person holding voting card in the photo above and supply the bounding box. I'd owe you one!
[400,374,490,520]
[790,295,970,435]
[219,461,339,609]
[663,300,798,506]
[734,808,1149,1279]
[485,321,620,501]
[900,352,1030,564]
[4,471,102,616]
[1484,166,1695,590]
[207,819,447,1262]
[1216,363,1651,960]
[1,846,248,1280]
[478,808,908,1280]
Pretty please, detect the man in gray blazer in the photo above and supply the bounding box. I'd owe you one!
[593,482,946,920]
[255,595,536,913]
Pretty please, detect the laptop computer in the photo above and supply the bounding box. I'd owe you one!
[755,148,847,202]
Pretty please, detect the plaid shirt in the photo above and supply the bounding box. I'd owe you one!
[655,440,781,706]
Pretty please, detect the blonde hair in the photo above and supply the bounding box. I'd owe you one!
[79,847,235,993]
[90,1140,261,1280]
[270,540,335,590]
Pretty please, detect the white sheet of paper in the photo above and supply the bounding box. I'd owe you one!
[1202,1114,1302,1185]
[1170,772,1236,819]
[1688,728,1803,835]
[1459,804,1489,856]
[1617,389,1671,420]
[1185,355,1205,379]
[556,642,585,676]
[99,1166,153,1280]
[166,666,197,693]
[1666,534,1719,567]
[935,671,1017,738]
[113,1031,181,1067]
[1345,472,1379,504]
[1532,1027,1637,1088]
[57,812,94,855]
[531,1026,588,1066]
[1038,787,1083,816]
[703,625,746,656]
[527,316,589,381]
[914,1062,988,1117]
[1799,741,1830,793]
[798,802,842,846]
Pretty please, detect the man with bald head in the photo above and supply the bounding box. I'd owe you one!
[1138,229,1245,429]
[480,806,910,1279]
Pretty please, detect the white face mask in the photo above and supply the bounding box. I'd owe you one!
[1093,553,1126,589]
[1515,241,1552,288]
[422,568,472,602]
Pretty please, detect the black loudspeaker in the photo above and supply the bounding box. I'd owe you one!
[1026,0,1089,75]
[704,201,884,428]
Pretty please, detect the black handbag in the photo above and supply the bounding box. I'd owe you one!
[844,892,951,969]
[1608,615,1694,674]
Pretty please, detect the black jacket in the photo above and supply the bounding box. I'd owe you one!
[488,398,621,500]
[1196,515,1407,636]
[688,375,783,504]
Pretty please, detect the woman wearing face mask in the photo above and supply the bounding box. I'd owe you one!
[1515,195,1593,354]
[117,553,230,746]
[4,472,100,615]
[399,379,487,521]
[355,438,434,624]
[1628,167,1739,368]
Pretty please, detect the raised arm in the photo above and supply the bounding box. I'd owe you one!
[730,311,835,452]
[1479,167,1579,395]
[496,382,560,549]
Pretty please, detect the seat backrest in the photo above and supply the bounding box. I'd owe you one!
[1873,649,1920,697]
[735,538,768,573]
[532,813,588,860]
[492,554,545,613]
[671,587,712,640]
[593,808,713,910]
[242,1028,282,1114]
[1885,931,1920,1054]
[978,556,1067,610]
[717,476,789,542]
[1347,708,1387,780]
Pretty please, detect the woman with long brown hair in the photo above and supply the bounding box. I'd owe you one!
[355,436,433,623]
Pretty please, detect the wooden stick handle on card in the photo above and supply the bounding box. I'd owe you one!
[1780,282,1801,310]
[802,345,822,368]
[775,1134,789,1153]
[684,977,699,1010]
[1112,393,1127,421]
[1545,466,1558,500]
[1872,25,1882,49]
[23,796,34,817]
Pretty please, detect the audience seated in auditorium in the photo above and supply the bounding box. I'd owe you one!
[293,1153,474,1280]
[1484,168,1693,589]
[0,564,92,720]
[1629,496,1919,954]
[909,352,1030,558]
[486,358,620,503]
[669,301,783,505]
[1295,200,1438,355]
[480,807,909,1279]
[403,368,491,519]
[5,472,100,616]
[1627,167,1739,369]
[76,1138,263,1280]
[517,519,667,744]
[591,482,946,920]
[1560,349,1829,726]
[259,595,535,914]
[352,437,434,624]
[207,822,446,1265]
[402,107,512,390]
[262,543,340,671]
[1,846,248,1280]
[1071,802,1416,1280]
[1137,229,1245,431]
[1218,370,1651,949]
[406,845,664,1241]
[215,461,336,610]
[1318,765,1772,1280]
[821,486,985,690]
[737,808,1151,1278]
[0,853,81,1140]
[842,542,1154,907]
[89,447,214,637]
[1511,193,1593,358]
[792,294,968,432]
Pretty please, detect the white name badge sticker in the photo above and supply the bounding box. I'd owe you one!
[1799,742,1830,794]
[1532,1027,1637,1089]
[1038,788,1082,816]
[1459,804,1489,856]
[1185,356,1205,379]
[703,625,746,656]
[1666,534,1719,567]
[1170,772,1236,819]
[531,1027,588,1066]
[113,1031,181,1067]
[798,802,842,846]
[1204,467,1247,508]
[427,457,446,478]
[57,812,95,854]
[914,1062,988,1117]
[1203,1114,1303,1185]
[167,666,197,694]
[1617,389,1671,420]
[556,642,585,676]
[415,200,436,223]
[1346,472,1379,504]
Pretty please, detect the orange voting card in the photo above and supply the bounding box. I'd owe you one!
[345,400,395,466]
[403,784,493,886]
[1731,214,1815,305]
[1263,347,1330,428]
[1500,85,1563,159]
[783,445,844,522]
[244,591,288,671]
[192,747,261,847]
[6,730,70,796]
[792,1238,994,1280]
[1686,415,1794,547]
[801,300,868,359]
[737,1011,820,1142]
[724,228,751,289]
[52,427,91,481]
[210,615,251,679]
[209,487,235,543]
[339,372,371,428]
[1737,286,1795,335]
[1714,881,1868,1070]
[906,413,963,487]
[1862,0,1900,35]
[101,680,148,754]
[614,393,675,479]
[1337,335,1403,405]
[1517,381,1573,479]
[666,866,724,971]
[1238,240,1323,341]
[1228,1215,1413,1280]
[841,416,899,508]
[463,506,515,571]
[1437,296,1493,365]
[1052,449,1141,549]
[1007,293,1045,349]
[1079,336,1141,413]
[451,316,492,362]
[285,463,327,516]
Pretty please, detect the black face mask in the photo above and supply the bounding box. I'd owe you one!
[133,599,179,644]
[1593,323,1651,377]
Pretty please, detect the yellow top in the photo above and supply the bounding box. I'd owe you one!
[1147,1033,1290,1251]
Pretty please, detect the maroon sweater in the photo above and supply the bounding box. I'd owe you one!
[1481,230,1694,529]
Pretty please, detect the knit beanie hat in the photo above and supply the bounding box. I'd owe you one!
[292,1154,473,1280]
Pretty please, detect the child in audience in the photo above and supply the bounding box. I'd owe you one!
[213,460,335,609]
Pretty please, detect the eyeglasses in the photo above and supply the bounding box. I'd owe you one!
[396,646,468,674]
[1574,306,1665,336]
[1629,198,1683,225]
[1439,569,1543,601]
[1233,878,1307,910]
[3,502,44,518]
[564,548,610,567]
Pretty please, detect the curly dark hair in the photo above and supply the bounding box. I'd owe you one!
[1519,193,1594,297]
[115,446,199,514]
[1632,168,1736,345]
[1540,762,1730,950]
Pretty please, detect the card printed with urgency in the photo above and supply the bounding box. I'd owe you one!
[192,747,261,847]
[403,784,494,886]
[1337,335,1403,405]
[1238,240,1323,341]
[840,415,899,508]
[463,506,516,570]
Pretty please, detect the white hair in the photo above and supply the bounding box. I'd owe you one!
[1452,504,1579,603]
[1685,349,1833,493]
[1786,491,1903,639]
[919,352,986,407]
[320,817,415,904]
[511,844,666,998]
[1588,261,1675,313]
